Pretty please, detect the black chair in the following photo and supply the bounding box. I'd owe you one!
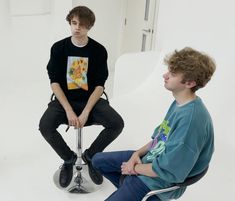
[53,91,109,193]
[119,166,208,201]
[143,167,209,201]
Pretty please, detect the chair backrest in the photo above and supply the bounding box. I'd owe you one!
[177,166,209,187]
[50,93,55,101]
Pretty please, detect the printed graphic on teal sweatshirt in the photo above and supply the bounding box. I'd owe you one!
[147,120,171,162]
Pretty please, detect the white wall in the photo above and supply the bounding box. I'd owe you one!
[0,1,234,200]
[155,0,235,147]
[9,0,51,16]
[1,0,233,167]
[0,0,72,85]
[50,0,73,41]
[72,0,125,70]
[0,0,125,156]
[151,1,235,199]
[0,0,10,86]
[0,0,73,156]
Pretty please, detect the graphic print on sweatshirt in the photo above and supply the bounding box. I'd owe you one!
[67,56,88,90]
[146,120,171,162]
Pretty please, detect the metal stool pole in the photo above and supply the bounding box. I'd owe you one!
[68,128,90,193]
[75,127,83,168]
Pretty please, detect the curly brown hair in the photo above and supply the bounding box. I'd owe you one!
[66,6,95,29]
[164,47,216,92]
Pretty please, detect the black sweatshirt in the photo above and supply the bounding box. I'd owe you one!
[47,36,108,101]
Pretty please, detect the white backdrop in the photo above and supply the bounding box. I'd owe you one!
[0,0,125,157]
[72,0,125,69]
[154,0,235,199]
[0,0,235,200]
[155,0,235,154]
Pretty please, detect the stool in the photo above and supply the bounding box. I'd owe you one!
[53,127,101,193]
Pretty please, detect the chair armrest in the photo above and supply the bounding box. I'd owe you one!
[142,186,180,201]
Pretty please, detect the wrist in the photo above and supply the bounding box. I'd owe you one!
[133,151,140,157]
[82,109,90,116]
[65,108,73,113]
[133,163,139,175]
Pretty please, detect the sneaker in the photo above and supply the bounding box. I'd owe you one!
[82,150,103,185]
[59,153,77,188]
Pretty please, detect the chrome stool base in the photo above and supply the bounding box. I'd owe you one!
[53,164,101,193]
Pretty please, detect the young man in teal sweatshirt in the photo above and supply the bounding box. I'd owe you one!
[92,47,216,201]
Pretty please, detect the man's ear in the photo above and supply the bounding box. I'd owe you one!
[185,80,196,89]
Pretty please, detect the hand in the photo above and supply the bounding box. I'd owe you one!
[121,162,137,175]
[121,152,142,175]
[77,111,89,128]
[66,110,80,128]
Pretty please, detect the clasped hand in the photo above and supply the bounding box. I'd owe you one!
[66,110,88,128]
[121,152,142,175]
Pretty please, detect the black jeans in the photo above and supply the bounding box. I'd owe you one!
[39,98,124,161]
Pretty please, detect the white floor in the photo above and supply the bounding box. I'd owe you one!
[0,81,115,201]
[0,75,234,201]
[0,66,116,200]
[1,0,235,199]
[0,153,115,201]
[0,53,235,201]
[0,39,234,201]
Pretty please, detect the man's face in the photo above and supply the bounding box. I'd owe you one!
[70,17,89,39]
[163,70,186,92]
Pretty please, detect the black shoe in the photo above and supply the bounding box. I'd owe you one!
[82,150,103,185]
[59,153,77,188]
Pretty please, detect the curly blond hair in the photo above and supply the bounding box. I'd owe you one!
[66,6,95,29]
[164,47,216,92]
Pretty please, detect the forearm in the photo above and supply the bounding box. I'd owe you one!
[134,163,158,177]
[82,86,104,115]
[135,142,151,157]
[51,83,73,112]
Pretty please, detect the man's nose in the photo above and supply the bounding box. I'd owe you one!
[76,24,81,29]
[163,72,169,79]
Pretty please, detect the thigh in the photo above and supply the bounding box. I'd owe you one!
[89,99,123,126]
[39,100,68,129]
[93,150,135,188]
[92,150,134,172]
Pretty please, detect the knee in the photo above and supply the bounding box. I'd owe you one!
[91,152,103,170]
[38,117,52,140]
[111,115,124,134]
[38,117,45,134]
[118,117,125,132]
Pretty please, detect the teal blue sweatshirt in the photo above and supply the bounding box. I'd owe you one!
[138,97,214,200]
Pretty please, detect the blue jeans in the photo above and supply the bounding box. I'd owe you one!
[92,151,161,201]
